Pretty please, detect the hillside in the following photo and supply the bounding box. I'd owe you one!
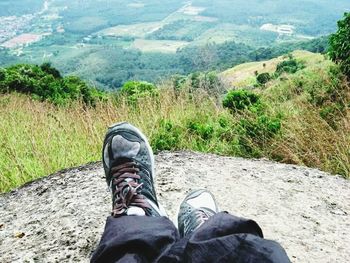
[220,50,326,87]
[1,50,349,193]
[0,152,349,262]
[1,4,350,263]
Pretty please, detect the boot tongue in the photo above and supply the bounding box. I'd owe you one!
[127,206,145,216]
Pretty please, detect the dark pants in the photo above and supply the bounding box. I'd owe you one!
[91,212,291,263]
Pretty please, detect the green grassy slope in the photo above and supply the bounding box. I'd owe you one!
[0,51,349,193]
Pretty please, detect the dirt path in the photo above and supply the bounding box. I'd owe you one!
[0,151,349,262]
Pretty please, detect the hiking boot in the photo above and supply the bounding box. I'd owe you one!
[177,189,219,237]
[102,122,165,217]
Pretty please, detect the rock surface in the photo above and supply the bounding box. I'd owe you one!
[0,151,349,263]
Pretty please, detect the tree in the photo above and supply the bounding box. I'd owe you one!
[329,12,350,79]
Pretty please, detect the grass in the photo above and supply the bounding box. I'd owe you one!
[0,54,349,193]
[220,50,325,87]
[0,89,223,192]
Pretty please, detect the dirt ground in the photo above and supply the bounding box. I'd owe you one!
[0,151,349,262]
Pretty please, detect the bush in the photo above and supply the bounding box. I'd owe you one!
[0,64,104,105]
[187,121,215,140]
[120,81,158,104]
[223,89,261,111]
[151,120,181,151]
[275,59,305,75]
[256,72,271,85]
[329,12,350,80]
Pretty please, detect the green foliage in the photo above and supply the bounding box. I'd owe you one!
[275,58,305,75]
[152,120,181,151]
[0,64,104,105]
[256,72,271,85]
[188,71,225,95]
[319,103,344,127]
[0,68,5,81]
[40,63,62,79]
[1,35,331,89]
[252,36,329,61]
[120,81,158,104]
[187,121,215,140]
[329,12,350,79]
[223,89,261,111]
[2,53,350,193]
[222,88,282,156]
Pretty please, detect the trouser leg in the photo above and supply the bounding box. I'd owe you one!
[91,213,290,263]
[182,212,291,263]
[91,216,179,263]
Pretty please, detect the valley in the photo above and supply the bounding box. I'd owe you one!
[0,0,349,88]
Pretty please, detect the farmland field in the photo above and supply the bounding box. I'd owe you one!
[132,39,189,53]
[0,0,349,88]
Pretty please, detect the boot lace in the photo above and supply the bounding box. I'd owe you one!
[184,209,210,235]
[110,161,150,217]
[194,209,210,224]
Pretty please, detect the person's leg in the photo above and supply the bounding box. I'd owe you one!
[91,215,178,263]
[185,212,290,263]
[91,122,179,263]
[160,189,291,263]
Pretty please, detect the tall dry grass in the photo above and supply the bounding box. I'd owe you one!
[1,68,349,193]
[0,90,221,192]
[270,103,350,176]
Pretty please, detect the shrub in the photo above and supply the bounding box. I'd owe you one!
[120,81,158,104]
[223,89,261,111]
[151,120,181,151]
[0,63,104,105]
[256,72,271,85]
[187,121,215,140]
[275,59,305,75]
